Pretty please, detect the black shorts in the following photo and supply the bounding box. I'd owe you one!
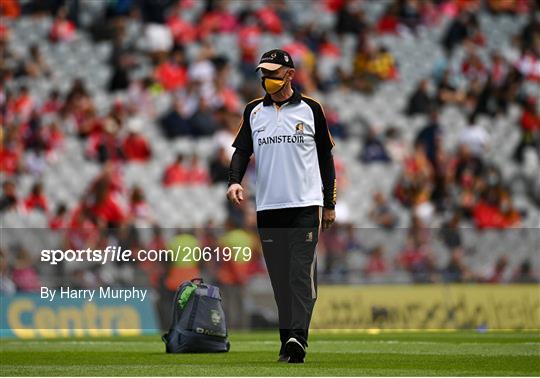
[256,205,321,229]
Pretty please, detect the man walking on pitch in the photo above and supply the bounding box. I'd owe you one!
[227,49,337,363]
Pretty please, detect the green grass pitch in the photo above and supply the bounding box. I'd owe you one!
[1,331,539,376]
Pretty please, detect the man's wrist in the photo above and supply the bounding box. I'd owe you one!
[323,204,335,210]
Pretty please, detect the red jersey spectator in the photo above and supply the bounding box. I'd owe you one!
[198,1,238,39]
[128,186,153,222]
[397,243,426,271]
[11,86,33,122]
[256,6,283,34]
[0,0,20,18]
[66,205,100,250]
[363,246,388,276]
[84,167,126,226]
[43,121,64,155]
[86,118,123,163]
[473,200,504,229]
[166,13,197,45]
[238,22,261,64]
[163,154,189,187]
[520,100,540,133]
[49,6,76,43]
[0,142,21,176]
[154,50,188,91]
[186,155,210,185]
[41,90,63,114]
[24,182,48,213]
[89,190,125,226]
[122,119,152,162]
[49,203,68,230]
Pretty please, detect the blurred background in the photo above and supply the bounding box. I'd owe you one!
[1,0,539,334]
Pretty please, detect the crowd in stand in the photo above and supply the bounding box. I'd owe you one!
[1,0,539,296]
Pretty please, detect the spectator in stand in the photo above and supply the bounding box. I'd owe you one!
[454,144,484,189]
[0,180,18,212]
[11,247,41,292]
[24,144,47,177]
[397,0,424,34]
[396,234,435,283]
[335,0,368,36]
[11,85,33,123]
[353,43,398,93]
[512,259,538,283]
[41,90,62,115]
[443,248,474,283]
[186,155,210,185]
[436,69,466,107]
[369,191,398,229]
[154,49,188,92]
[473,188,503,229]
[363,246,388,278]
[415,109,442,167]
[127,77,155,118]
[48,203,68,230]
[84,166,126,227]
[406,79,433,115]
[163,153,188,187]
[24,182,48,213]
[377,1,400,34]
[122,119,152,162]
[439,212,463,252]
[209,147,231,183]
[458,113,490,157]
[385,127,408,163]
[66,204,100,250]
[498,191,521,228]
[86,118,124,163]
[18,44,50,78]
[0,128,22,176]
[0,249,16,295]
[513,98,540,164]
[128,185,153,224]
[485,255,509,283]
[0,0,19,19]
[188,97,221,137]
[49,6,76,43]
[43,120,64,159]
[360,128,391,163]
[442,11,480,54]
[160,101,192,139]
[473,188,520,229]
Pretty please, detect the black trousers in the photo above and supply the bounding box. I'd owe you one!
[257,205,321,349]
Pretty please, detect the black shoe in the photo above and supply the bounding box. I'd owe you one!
[285,337,306,363]
[277,353,289,362]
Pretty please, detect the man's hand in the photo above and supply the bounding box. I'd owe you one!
[227,183,244,205]
[322,208,336,230]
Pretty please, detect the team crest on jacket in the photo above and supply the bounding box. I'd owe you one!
[295,122,304,134]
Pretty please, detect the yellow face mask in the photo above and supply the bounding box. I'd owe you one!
[261,77,286,95]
